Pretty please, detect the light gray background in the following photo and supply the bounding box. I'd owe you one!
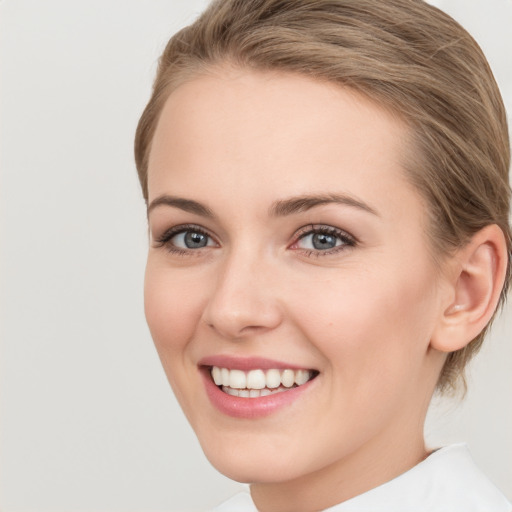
[1,1,511,511]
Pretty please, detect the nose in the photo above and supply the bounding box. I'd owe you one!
[201,249,283,340]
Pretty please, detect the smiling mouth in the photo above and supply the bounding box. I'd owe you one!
[210,366,319,398]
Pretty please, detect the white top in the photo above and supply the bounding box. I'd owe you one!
[212,444,511,511]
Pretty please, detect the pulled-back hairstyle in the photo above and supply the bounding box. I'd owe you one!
[135,0,511,392]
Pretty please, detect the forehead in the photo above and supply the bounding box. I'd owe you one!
[147,67,422,224]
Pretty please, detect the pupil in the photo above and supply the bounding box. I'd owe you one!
[185,232,207,248]
[313,233,336,250]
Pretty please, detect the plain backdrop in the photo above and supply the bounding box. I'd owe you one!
[1,0,511,511]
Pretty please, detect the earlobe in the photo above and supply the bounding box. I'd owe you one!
[430,224,508,353]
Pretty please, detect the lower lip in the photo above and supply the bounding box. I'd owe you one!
[201,368,316,419]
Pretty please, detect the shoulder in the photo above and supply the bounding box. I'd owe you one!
[328,444,512,512]
[209,445,511,512]
[210,490,257,512]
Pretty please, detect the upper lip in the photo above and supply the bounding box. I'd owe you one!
[198,355,316,372]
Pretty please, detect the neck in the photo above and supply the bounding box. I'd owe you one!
[250,412,430,512]
[250,347,445,512]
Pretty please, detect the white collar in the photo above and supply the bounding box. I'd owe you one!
[212,444,511,512]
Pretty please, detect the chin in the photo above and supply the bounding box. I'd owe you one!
[204,450,302,484]
[196,429,302,483]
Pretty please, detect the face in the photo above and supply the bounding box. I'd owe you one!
[144,67,447,490]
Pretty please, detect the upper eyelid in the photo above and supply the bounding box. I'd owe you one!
[153,224,217,245]
[152,223,356,249]
[293,224,356,241]
[289,225,358,255]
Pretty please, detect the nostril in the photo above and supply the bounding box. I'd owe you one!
[202,304,282,340]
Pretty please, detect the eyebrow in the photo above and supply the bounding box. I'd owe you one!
[269,193,379,217]
[147,195,215,218]
[147,193,379,219]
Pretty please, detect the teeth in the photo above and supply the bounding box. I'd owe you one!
[224,386,239,397]
[266,369,281,388]
[211,366,315,396]
[247,369,266,389]
[281,369,295,388]
[229,369,246,389]
[221,368,230,387]
[212,366,222,386]
[221,386,288,398]
[295,369,310,386]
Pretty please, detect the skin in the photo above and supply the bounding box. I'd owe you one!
[144,67,454,512]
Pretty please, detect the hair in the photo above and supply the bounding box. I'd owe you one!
[134,0,511,393]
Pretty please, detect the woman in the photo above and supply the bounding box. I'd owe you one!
[134,0,511,510]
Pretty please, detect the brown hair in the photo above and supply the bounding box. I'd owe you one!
[135,0,511,392]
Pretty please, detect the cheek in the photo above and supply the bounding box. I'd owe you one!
[290,261,439,386]
[143,262,204,357]
[144,262,212,418]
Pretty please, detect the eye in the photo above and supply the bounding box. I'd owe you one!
[291,225,356,254]
[172,230,211,249]
[299,232,340,251]
[154,225,217,253]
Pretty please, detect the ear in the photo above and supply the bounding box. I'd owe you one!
[430,224,508,353]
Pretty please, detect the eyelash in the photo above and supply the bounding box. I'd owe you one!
[291,224,357,257]
[154,224,217,256]
[153,224,357,257]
